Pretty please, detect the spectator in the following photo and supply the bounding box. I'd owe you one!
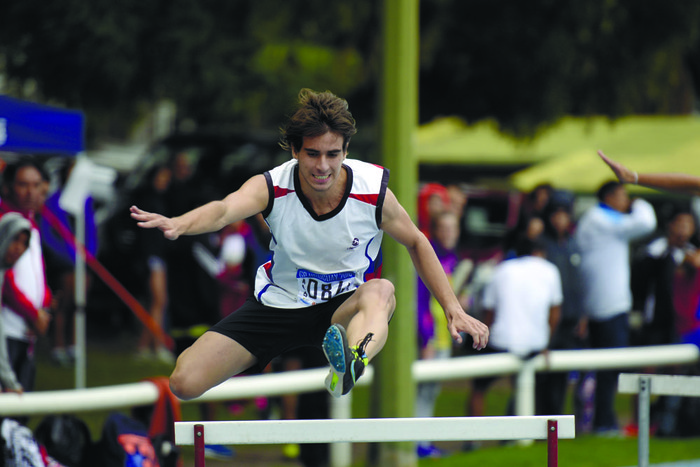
[631,207,698,346]
[598,150,700,348]
[504,183,552,255]
[539,200,586,416]
[446,184,468,218]
[39,161,98,367]
[0,159,52,393]
[415,210,466,459]
[467,238,561,426]
[164,151,221,352]
[216,220,255,320]
[625,207,699,435]
[670,222,700,349]
[417,183,451,239]
[574,180,656,434]
[524,184,553,218]
[132,165,174,364]
[504,215,544,259]
[0,213,32,393]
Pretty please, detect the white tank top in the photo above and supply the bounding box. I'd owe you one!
[254,158,389,308]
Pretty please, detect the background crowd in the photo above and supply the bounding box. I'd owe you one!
[1,152,700,465]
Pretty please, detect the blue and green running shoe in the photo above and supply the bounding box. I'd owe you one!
[322,324,373,398]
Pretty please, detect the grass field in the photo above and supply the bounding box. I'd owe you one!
[28,325,700,467]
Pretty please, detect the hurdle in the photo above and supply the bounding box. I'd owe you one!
[175,415,575,467]
[619,373,700,467]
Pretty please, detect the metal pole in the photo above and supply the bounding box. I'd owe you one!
[547,420,558,467]
[638,376,651,467]
[74,199,86,389]
[377,0,419,465]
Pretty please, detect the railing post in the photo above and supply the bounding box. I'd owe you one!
[330,392,353,467]
[638,376,651,467]
[515,357,536,446]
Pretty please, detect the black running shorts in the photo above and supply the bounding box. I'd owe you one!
[209,292,354,374]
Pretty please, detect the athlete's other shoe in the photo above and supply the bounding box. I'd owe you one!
[323,324,373,398]
[204,444,235,460]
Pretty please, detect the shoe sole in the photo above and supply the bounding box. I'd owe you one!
[323,324,348,398]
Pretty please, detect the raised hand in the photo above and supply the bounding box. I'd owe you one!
[598,150,637,184]
[130,205,181,240]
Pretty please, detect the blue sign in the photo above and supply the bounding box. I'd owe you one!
[0,95,84,155]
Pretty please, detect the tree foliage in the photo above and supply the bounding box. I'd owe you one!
[419,0,700,136]
[0,0,378,138]
[1,0,700,140]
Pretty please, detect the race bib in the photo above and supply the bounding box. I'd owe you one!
[296,269,356,305]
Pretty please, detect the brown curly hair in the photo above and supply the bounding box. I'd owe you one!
[279,88,357,154]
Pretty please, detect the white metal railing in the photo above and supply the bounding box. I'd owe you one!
[619,373,700,467]
[3,344,695,416]
[0,344,697,466]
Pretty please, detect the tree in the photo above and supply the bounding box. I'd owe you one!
[3,0,700,142]
[0,0,378,142]
[419,0,700,137]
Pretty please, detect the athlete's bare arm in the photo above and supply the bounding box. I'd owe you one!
[380,188,489,350]
[599,150,700,196]
[131,174,269,240]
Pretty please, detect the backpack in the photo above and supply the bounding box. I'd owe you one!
[34,415,92,467]
[88,413,160,467]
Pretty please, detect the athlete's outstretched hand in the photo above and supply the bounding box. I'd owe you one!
[130,205,181,240]
[447,308,489,350]
[598,150,637,184]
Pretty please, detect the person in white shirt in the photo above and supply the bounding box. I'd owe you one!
[467,237,561,420]
[574,180,656,433]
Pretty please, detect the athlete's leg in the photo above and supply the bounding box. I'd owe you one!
[169,331,257,400]
[322,279,396,397]
[330,278,396,361]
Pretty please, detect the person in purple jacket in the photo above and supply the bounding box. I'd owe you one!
[415,210,467,458]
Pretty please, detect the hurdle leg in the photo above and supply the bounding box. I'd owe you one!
[194,424,206,467]
[638,376,651,467]
[547,419,558,467]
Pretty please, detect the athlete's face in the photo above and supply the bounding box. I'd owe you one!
[293,131,347,194]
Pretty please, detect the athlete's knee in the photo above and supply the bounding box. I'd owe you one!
[360,279,395,315]
[169,358,205,401]
[364,278,395,300]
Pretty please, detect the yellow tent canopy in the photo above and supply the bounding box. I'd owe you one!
[417,115,700,194]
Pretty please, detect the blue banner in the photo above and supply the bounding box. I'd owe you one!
[0,95,84,155]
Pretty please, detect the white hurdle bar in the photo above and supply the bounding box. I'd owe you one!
[619,373,700,467]
[175,415,575,467]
